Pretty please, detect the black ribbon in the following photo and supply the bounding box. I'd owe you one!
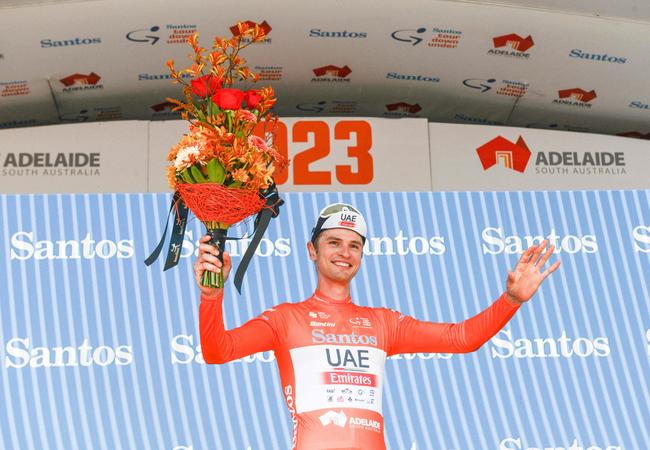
[233,185,283,294]
[144,191,189,271]
[145,185,284,294]
[207,227,228,265]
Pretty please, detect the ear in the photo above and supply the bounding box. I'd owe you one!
[306,241,317,261]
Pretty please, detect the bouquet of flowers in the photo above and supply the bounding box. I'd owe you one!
[147,22,287,292]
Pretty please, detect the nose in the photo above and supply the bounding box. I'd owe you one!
[338,244,351,257]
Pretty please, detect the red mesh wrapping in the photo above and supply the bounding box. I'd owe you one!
[178,183,265,225]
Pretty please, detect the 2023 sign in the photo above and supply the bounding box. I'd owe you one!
[255,120,373,185]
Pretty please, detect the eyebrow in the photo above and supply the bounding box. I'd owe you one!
[327,237,363,246]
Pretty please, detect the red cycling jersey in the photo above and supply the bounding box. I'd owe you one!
[200,290,520,450]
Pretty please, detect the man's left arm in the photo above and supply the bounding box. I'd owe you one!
[387,240,560,355]
[387,292,519,355]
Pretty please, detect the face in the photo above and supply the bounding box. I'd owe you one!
[307,228,363,284]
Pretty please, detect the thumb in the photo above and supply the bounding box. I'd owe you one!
[507,271,516,283]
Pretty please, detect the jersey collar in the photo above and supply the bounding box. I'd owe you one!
[312,289,353,306]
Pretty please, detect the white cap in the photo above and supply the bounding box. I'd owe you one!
[311,203,367,243]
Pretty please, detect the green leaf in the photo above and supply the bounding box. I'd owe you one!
[228,180,243,188]
[206,158,226,184]
[190,165,207,182]
[180,168,195,183]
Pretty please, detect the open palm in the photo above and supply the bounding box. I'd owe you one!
[506,240,561,304]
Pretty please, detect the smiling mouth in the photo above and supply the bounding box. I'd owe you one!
[332,261,352,268]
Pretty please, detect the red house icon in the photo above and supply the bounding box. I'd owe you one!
[59,72,101,87]
[385,102,422,113]
[558,88,597,103]
[230,20,272,37]
[150,101,177,112]
[492,34,535,52]
[313,65,352,78]
[617,131,650,140]
[476,136,531,173]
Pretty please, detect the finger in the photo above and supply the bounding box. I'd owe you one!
[198,243,219,255]
[198,251,221,264]
[199,234,212,243]
[526,240,545,265]
[542,260,561,278]
[535,244,555,268]
[518,245,537,265]
[507,271,515,283]
[200,261,221,274]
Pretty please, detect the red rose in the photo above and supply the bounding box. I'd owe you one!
[244,90,262,108]
[212,88,245,110]
[191,75,221,97]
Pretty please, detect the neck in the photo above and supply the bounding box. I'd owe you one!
[316,278,351,303]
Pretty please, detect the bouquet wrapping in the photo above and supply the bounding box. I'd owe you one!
[146,22,287,293]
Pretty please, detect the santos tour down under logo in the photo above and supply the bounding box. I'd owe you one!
[476,136,532,173]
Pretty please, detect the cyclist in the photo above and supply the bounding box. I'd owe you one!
[196,203,561,450]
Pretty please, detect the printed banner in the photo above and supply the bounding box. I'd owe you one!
[1,191,649,450]
[1,0,650,138]
[149,118,431,192]
[430,123,650,191]
[0,121,148,193]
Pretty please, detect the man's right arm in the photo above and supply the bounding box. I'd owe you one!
[195,234,275,364]
[199,291,276,364]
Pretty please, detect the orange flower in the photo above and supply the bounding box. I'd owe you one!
[232,168,250,183]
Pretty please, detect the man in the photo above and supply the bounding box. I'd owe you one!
[196,203,561,450]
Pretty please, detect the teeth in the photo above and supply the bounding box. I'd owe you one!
[334,262,350,267]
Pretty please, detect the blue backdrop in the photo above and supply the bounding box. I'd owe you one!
[1,191,649,450]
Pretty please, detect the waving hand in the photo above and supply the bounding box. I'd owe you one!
[506,240,561,305]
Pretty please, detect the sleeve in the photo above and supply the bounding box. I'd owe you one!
[199,291,277,364]
[385,292,521,356]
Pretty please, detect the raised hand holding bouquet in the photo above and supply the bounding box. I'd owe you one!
[146,22,287,293]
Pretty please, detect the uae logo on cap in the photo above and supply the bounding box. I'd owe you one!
[476,136,531,173]
[339,213,357,228]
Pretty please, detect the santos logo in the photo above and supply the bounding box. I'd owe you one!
[171,334,275,364]
[500,436,621,450]
[10,231,134,260]
[481,227,597,255]
[633,225,650,253]
[180,230,291,258]
[4,338,133,368]
[491,329,610,359]
[363,231,446,256]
